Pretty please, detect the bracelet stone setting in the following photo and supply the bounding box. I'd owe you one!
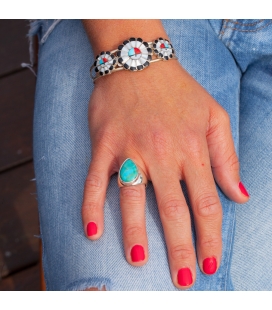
[153,38,174,60]
[90,37,177,81]
[94,51,116,76]
[117,38,152,71]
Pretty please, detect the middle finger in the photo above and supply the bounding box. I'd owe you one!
[149,163,196,289]
[183,147,222,276]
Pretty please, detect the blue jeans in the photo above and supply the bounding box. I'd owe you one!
[30,19,272,290]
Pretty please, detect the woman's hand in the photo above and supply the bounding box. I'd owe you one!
[81,59,249,289]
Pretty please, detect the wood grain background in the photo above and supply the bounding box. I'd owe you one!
[0,19,40,291]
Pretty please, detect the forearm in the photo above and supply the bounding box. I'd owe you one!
[82,19,169,55]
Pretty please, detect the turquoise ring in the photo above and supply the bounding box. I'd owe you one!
[118,158,147,187]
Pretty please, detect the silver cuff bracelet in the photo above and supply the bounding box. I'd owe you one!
[90,37,178,82]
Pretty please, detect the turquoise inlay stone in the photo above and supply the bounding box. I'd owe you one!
[128,48,135,56]
[165,42,169,48]
[120,159,138,183]
[99,59,104,65]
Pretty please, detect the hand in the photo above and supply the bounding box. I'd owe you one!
[81,59,249,289]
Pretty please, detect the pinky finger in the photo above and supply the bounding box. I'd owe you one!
[82,151,114,240]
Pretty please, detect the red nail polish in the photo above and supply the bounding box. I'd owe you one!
[203,257,217,275]
[131,245,145,262]
[87,222,97,236]
[177,268,193,286]
[239,181,250,197]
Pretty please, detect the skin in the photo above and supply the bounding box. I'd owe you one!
[81,20,250,290]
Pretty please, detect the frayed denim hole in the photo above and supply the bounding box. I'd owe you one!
[65,278,112,291]
[39,19,62,44]
[21,19,62,76]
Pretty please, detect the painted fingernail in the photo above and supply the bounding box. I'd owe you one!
[177,268,193,286]
[87,222,97,236]
[203,257,217,275]
[239,181,250,197]
[131,245,145,262]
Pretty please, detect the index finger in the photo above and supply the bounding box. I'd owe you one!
[82,149,114,240]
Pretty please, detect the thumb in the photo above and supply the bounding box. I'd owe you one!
[207,107,250,203]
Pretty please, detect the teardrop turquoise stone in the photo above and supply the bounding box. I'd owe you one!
[120,159,138,183]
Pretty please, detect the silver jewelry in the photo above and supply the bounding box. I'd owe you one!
[118,158,148,188]
[90,37,177,82]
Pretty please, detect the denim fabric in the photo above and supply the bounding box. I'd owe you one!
[31,19,272,290]
[220,19,272,290]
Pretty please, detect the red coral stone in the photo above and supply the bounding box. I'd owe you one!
[134,47,141,55]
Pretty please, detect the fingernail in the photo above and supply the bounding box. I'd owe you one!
[203,257,217,275]
[131,245,145,262]
[177,268,193,286]
[87,222,97,236]
[239,181,250,197]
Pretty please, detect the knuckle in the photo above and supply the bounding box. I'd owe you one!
[170,244,195,261]
[227,151,240,172]
[149,128,171,158]
[195,193,221,218]
[82,202,99,216]
[96,127,115,145]
[124,225,144,238]
[85,173,103,192]
[120,187,142,201]
[186,133,203,160]
[221,109,231,124]
[95,128,117,155]
[199,236,221,250]
[162,199,188,221]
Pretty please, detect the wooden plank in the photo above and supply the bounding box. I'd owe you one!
[0,20,30,76]
[0,162,39,277]
[0,263,40,291]
[0,69,36,170]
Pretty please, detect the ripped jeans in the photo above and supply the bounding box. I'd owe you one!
[29,19,272,290]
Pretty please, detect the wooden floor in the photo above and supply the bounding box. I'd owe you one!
[0,20,41,290]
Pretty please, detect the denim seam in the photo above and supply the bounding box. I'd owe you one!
[228,19,264,26]
[220,20,237,50]
[224,20,272,32]
[219,19,229,38]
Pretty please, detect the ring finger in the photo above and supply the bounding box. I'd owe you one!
[119,157,149,266]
